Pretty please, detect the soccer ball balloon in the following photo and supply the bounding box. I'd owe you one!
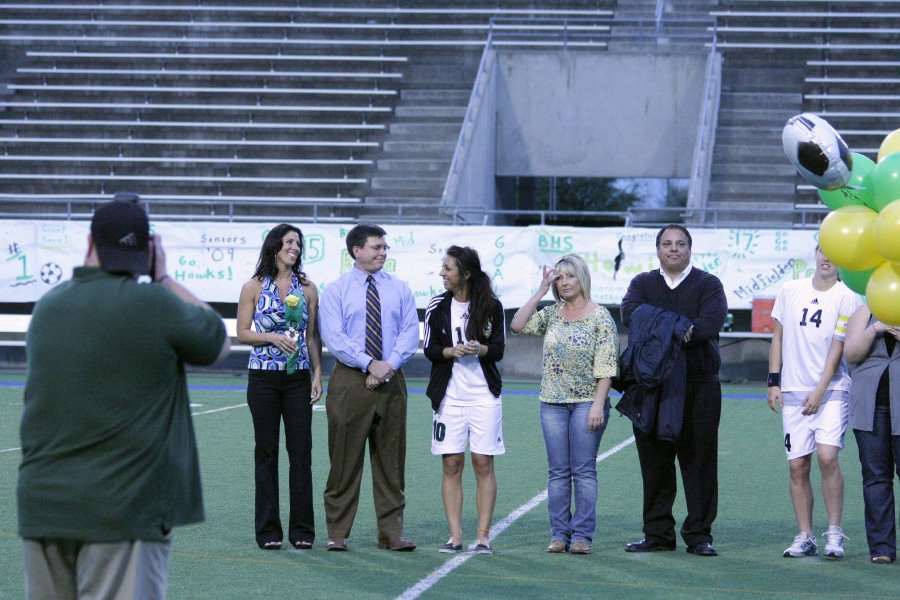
[782,113,853,191]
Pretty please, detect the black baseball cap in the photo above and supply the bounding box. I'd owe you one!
[90,193,150,275]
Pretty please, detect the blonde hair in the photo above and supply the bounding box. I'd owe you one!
[551,254,592,302]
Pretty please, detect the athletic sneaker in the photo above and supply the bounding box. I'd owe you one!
[783,532,817,557]
[822,526,846,559]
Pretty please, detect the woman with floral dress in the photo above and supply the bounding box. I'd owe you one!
[236,224,322,550]
[510,254,619,555]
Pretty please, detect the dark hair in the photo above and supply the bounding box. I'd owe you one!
[346,223,387,257]
[252,223,308,284]
[446,245,496,342]
[655,224,692,249]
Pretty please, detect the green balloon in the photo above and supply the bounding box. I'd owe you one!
[818,152,875,210]
[872,151,900,212]
[838,265,876,296]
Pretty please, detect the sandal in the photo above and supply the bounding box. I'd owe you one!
[260,540,282,550]
[293,540,313,550]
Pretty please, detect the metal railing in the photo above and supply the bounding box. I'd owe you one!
[685,43,722,221]
[0,197,829,228]
[441,205,828,228]
[486,16,715,49]
[439,20,496,215]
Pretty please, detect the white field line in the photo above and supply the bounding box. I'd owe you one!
[191,403,247,416]
[395,435,637,600]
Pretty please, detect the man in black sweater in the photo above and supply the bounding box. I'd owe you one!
[620,224,728,557]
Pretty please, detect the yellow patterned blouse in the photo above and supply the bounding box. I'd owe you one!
[518,303,619,404]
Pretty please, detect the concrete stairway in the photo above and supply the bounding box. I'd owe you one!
[707,54,805,227]
[706,0,900,227]
[361,88,468,223]
[610,0,716,52]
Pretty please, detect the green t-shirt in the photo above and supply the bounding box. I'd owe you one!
[18,267,227,542]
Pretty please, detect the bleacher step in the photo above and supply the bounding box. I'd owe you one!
[376,158,451,173]
[382,140,456,154]
[388,122,460,137]
[370,176,446,191]
[394,105,466,119]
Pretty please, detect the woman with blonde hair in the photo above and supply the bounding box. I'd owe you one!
[510,254,619,555]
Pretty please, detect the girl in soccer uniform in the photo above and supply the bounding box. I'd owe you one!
[768,246,860,559]
[423,246,505,555]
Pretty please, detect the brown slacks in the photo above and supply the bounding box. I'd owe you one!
[323,362,408,542]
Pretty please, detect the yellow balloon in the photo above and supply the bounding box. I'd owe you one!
[818,205,885,271]
[878,128,900,162]
[866,262,900,326]
[874,199,900,262]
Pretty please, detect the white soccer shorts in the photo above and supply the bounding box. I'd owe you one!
[431,402,505,456]
[781,392,848,460]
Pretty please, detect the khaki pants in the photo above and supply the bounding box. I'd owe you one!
[23,536,171,600]
[323,362,408,542]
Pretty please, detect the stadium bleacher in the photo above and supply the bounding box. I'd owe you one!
[706,0,900,226]
[0,1,617,223]
[0,0,894,369]
[2,0,892,227]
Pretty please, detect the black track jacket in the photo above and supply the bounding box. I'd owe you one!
[423,291,505,412]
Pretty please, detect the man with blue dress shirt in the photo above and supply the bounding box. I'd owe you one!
[318,223,420,552]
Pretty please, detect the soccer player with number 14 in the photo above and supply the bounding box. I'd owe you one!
[767,246,861,560]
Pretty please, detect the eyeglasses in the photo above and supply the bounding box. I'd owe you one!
[365,244,390,252]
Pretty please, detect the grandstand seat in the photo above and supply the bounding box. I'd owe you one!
[705,0,900,225]
[0,1,617,221]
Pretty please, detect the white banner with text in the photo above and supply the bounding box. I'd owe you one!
[0,221,820,309]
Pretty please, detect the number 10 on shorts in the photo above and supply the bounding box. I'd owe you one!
[433,420,446,442]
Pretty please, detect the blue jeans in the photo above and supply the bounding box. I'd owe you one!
[854,405,900,560]
[540,400,609,544]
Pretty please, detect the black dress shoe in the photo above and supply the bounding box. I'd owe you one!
[624,538,676,553]
[686,542,718,556]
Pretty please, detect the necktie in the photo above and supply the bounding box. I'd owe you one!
[365,275,382,360]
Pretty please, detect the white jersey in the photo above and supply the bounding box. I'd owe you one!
[771,278,860,396]
[445,299,498,406]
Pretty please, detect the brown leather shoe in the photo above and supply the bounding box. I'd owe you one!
[546,539,567,553]
[326,537,348,551]
[570,540,592,555]
[377,538,417,551]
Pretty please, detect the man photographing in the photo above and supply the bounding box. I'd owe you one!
[17,194,230,599]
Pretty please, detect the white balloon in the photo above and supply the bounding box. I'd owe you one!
[782,113,853,191]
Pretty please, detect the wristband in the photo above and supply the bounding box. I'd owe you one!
[767,372,781,388]
[158,275,170,284]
